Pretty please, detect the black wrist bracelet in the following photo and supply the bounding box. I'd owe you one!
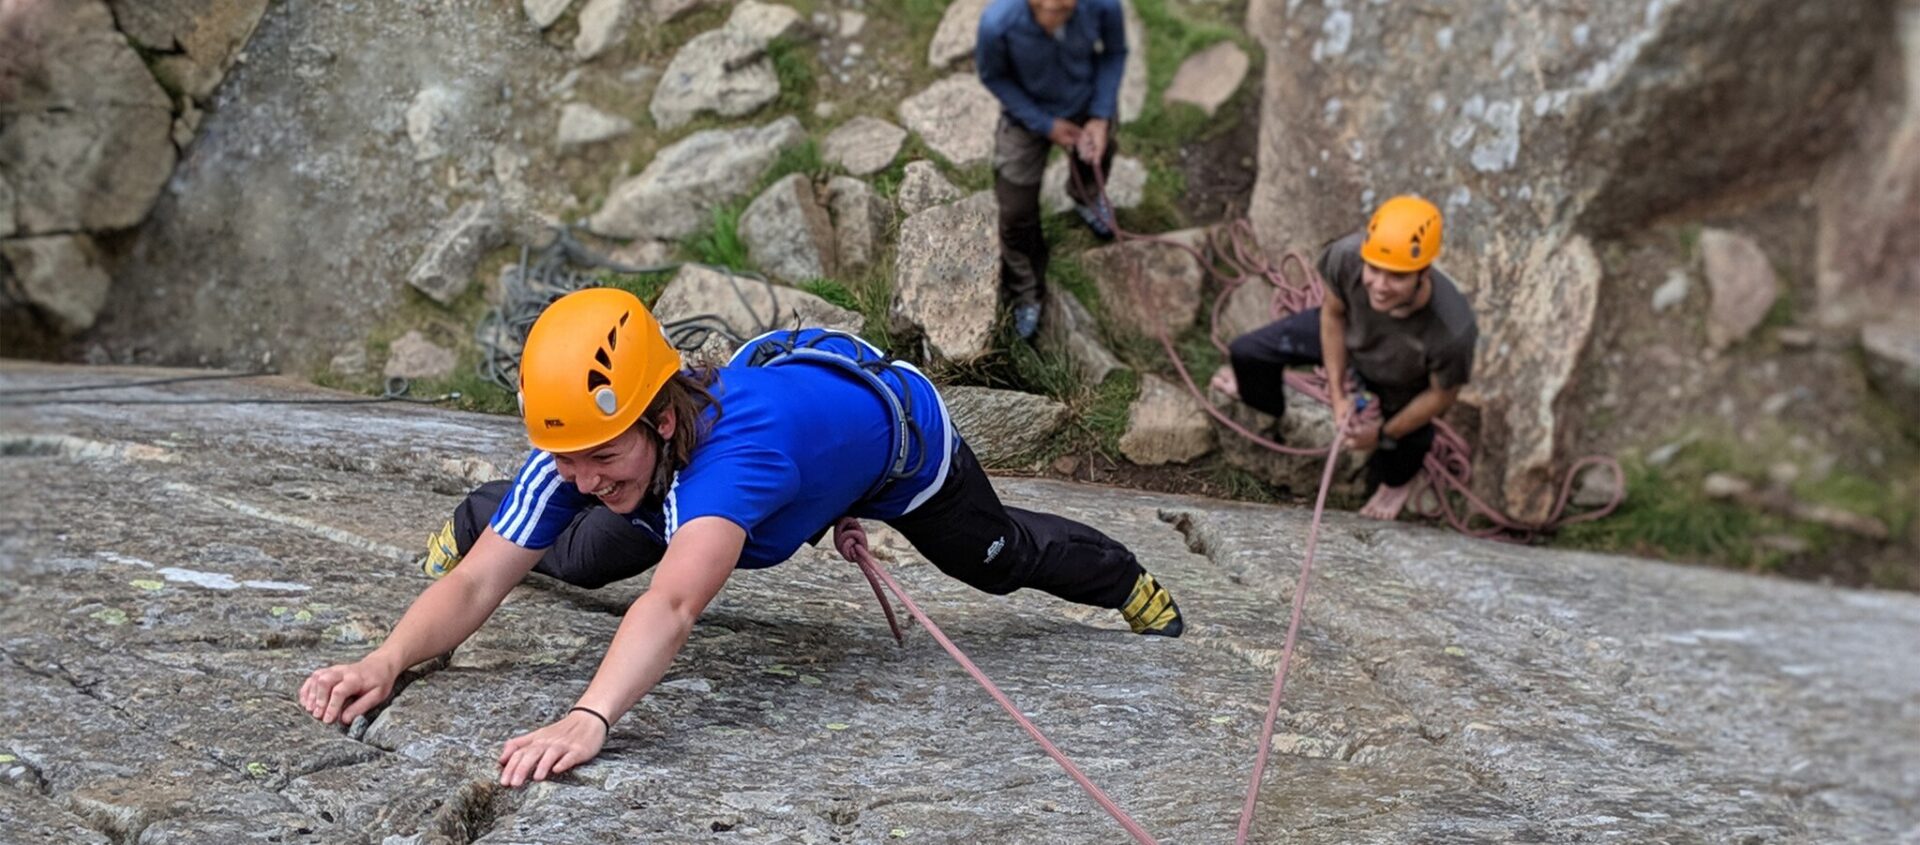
[568,706,611,735]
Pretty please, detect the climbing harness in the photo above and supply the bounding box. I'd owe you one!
[733,328,933,503]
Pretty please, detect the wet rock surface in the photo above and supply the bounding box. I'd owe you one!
[3,366,1918,843]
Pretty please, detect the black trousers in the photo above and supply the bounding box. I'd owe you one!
[1226,308,1436,489]
[449,440,1144,609]
[993,115,1117,309]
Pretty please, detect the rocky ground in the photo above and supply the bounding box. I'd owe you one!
[4,362,1919,843]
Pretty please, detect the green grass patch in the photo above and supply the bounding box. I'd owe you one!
[768,38,819,118]
[1555,459,1765,565]
[762,138,829,188]
[601,269,678,307]
[799,279,860,311]
[683,203,753,272]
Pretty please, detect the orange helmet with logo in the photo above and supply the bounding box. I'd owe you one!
[1361,195,1444,273]
[517,287,681,453]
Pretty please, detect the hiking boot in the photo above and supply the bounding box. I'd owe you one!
[1073,198,1115,241]
[1012,303,1042,341]
[419,518,463,579]
[1121,572,1183,637]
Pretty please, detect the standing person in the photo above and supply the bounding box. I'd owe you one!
[976,0,1128,340]
[302,288,1185,788]
[1212,196,1479,520]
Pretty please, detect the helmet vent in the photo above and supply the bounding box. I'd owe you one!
[618,311,631,326]
[587,369,611,392]
[594,347,612,369]
[606,327,618,350]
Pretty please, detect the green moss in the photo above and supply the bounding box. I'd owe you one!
[768,38,819,118]
[601,269,678,307]
[683,203,754,272]
[799,279,860,311]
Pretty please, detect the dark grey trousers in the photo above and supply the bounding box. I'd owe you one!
[450,440,1145,609]
[993,115,1117,308]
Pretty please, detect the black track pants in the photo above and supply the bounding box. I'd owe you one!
[447,440,1145,609]
[1227,308,1436,490]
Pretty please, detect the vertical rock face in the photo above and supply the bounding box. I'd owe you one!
[1246,0,1887,519]
[741,174,836,284]
[891,192,1001,361]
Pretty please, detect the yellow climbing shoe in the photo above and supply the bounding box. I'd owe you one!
[1121,572,1184,637]
[419,519,462,579]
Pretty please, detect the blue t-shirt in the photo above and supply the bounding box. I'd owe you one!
[490,330,955,570]
[975,0,1128,136]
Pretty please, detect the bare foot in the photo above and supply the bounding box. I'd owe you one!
[1359,473,1421,520]
[1209,365,1239,399]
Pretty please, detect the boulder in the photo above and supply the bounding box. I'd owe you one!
[896,160,962,216]
[383,331,457,382]
[651,264,863,342]
[573,0,630,60]
[556,103,634,149]
[890,192,1001,361]
[943,385,1068,466]
[1119,374,1214,466]
[1040,154,1146,214]
[825,176,890,274]
[1081,228,1209,339]
[1,0,174,235]
[1214,379,1367,498]
[1037,287,1128,387]
[1163,40,1249,116]
[823,116,908,176]
[0,235,112,335]
[898,75,1000,167]
[740,174,836,284]
[1861,321,1920,423]
[588,117,806,241]
[650,28,780,129]
[523,0,574,29]
[1116,0,1146,123]
[109,0,270,102]
[1216,274,1282,345]
[651,0,726,23]
[407,201,506,305]
[1699,228,1778,351]
[927,0,992,69]
[726,0,804,45]
[1814,17,1920,331]
[1245,0,1884,518]
[405,86,460,161]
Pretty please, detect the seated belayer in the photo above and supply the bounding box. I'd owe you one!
[299,287,1185,786]
[1213,195,1480,521]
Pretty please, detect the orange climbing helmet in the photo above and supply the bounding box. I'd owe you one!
[1361,195,1444,273]
[517,287,681,453]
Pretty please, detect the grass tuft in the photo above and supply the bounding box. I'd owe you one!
[684,204,753,272]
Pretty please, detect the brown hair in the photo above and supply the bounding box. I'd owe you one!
[638,366,721,496]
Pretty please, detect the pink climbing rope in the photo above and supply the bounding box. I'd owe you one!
[831,518,1160,845]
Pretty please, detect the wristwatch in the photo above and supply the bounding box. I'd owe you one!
[1377,421,1398,451]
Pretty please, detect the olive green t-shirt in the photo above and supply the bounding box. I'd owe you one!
[1319,231,1478,412]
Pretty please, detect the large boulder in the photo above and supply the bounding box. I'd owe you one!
[890,192,1001,361]
[1119,374,1214,466]
[1038,287,1128,387]
[588,117,807,241]
[0,235,112,335]
[110,0,270,102]
[898,75,1001,167]
[895,160,962,216]
[1700,228,1779,351]
[1245,0,1885,520]
[406,201,506,305]
[1861,321,1920,423]
[824,176,890,275]
[740,174,836,284]
[1081,228,1209,339]
[1164,40,1250,116]
[943,385,1068,466]
[651,264,864,344]
[650,28,780,129]
[1,0,175,235]
[573,0,629,60]
[822,116,907,176]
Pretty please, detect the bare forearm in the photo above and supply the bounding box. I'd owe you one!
[1384,387,1457,438]
[1320,306,1349,399]
[574,591,696,721]
[368,531,534,675]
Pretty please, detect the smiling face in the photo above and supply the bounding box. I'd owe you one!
[1360,261,1428,317]
[550,411,676,513]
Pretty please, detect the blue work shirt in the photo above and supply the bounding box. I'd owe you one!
[975,0,1128,137]
[490,330,956,570]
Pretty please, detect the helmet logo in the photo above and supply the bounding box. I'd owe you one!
[593,386,618,415]
[544,418,565,428]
